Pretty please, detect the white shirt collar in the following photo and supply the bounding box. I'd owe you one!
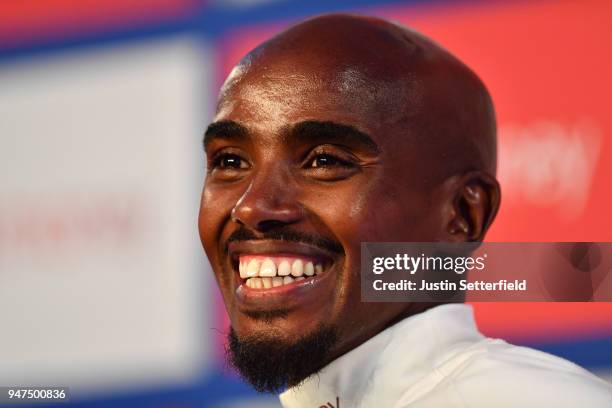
[279,304,482,408]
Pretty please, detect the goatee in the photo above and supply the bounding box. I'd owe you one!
[226,325,339,393]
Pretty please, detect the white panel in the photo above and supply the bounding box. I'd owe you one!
[0,36,213,395]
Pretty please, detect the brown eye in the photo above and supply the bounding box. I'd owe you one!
[310,154,352,168]
[213,153,249,169]
[303,150,359,181]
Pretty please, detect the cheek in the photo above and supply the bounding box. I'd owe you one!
[311,181,436,253]
[199,184,242,294]
[198,183,235,256]
[198,187,215,242]
[303,182,369,242]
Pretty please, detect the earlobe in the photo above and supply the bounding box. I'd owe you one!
[446,172,501,242]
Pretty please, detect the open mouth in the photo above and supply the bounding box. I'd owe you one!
[228,239,338,294]
[227,240,342,314]
[238,255,326,289]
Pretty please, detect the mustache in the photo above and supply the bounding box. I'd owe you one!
[225,226,344,255]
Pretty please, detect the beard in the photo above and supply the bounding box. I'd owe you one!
[226,324,339,393]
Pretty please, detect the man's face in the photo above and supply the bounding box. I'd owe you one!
[198,54,445,370]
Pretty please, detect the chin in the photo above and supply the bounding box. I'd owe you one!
[227,323,339,393]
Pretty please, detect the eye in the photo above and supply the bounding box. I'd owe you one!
[212,153,249,170]
[309,153,353,168]
[303,148,360,181]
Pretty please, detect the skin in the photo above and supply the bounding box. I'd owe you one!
[199,14,500,370]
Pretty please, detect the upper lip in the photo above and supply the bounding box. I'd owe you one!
[228,240,337,266]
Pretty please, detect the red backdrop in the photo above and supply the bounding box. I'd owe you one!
[216,0,612,344]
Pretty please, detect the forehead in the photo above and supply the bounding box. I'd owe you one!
[215,57,422,141]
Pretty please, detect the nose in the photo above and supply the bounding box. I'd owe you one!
[231,166,304,232]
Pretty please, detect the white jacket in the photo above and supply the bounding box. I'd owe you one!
[279,304,612,407]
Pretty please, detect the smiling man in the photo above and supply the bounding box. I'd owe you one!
[199,14,612,408]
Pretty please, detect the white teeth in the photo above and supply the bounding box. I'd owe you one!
[278,260,291,276]
[291,259,304,277]
[245,274,311,289]
[304,261,314,276]
[241,257,325,289]
[246,259,260,277]
[259,259,277,277]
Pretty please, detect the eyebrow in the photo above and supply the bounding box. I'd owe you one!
[289,121,381,154]
[203,119,381,155]
[203,120,249,151]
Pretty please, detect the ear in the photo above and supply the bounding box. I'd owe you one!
[446,171,501,242]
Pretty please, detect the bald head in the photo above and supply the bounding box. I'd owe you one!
[218,13,497,181]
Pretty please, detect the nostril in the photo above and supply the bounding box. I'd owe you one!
[231,193,304,231]
[258,219,289,231]
[230,208,245,225]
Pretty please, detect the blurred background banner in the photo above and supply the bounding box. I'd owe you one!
[1,0,611,407]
